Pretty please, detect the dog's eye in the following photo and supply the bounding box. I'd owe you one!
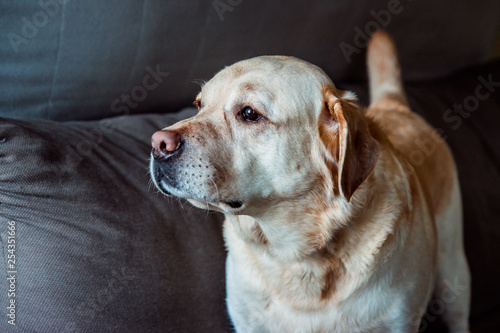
[241,107,261,122]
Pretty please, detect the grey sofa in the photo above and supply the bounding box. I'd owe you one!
[1,1,499,332]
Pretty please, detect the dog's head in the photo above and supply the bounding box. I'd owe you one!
[150,56,378,221]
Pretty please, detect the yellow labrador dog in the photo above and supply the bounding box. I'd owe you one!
[150,31,470,332]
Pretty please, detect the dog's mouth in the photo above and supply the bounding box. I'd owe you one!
[152,165,246,213]
[211,200,245,214]
[150,152,246,213]
[151,164,173,196]
[223,200,243,209]
[189,199,246,214]
[225,200,243,209]
[158,182,172,196]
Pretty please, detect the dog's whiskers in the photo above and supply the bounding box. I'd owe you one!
[208,176,220,202]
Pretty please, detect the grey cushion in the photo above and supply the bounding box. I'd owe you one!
[0,108,230,332]
[0,61,499,332]
[1,1,499,331]
[1,0,499,121]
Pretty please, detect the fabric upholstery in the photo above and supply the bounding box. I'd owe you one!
[1,0,499,121]
[0,109,230,332]
[0,61,499,331]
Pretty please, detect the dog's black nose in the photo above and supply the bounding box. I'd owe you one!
[151,129,181,158]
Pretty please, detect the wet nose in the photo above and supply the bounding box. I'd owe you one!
[151,129,182,158]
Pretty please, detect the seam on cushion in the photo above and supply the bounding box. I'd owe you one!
[184,2,212,88]
[45,0,67,120]
[126,0,147,89]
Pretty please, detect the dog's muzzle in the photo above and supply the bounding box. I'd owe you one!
[149,128,245,212]
[150,129,184,195]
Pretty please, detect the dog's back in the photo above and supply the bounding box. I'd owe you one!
[367,31,471,331]
[367,31,455,217]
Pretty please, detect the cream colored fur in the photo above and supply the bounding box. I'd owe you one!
[150,31,470,332]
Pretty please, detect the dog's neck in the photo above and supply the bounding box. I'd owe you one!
[225,194,363,262]
[223,148,410,305]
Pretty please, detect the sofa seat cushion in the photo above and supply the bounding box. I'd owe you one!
[0,108,230,332]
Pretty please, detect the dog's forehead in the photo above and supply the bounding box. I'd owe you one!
[202,56,331,119]
[213,56,328,87]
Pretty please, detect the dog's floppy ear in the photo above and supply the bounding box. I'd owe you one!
[320,85,379,202]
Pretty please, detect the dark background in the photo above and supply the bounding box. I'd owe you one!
[0,0,499,332]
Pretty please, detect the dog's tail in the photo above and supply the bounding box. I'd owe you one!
[367,31,407,106]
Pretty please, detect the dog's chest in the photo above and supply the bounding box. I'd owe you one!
[226,254,401,332]
[224,241,398,333]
